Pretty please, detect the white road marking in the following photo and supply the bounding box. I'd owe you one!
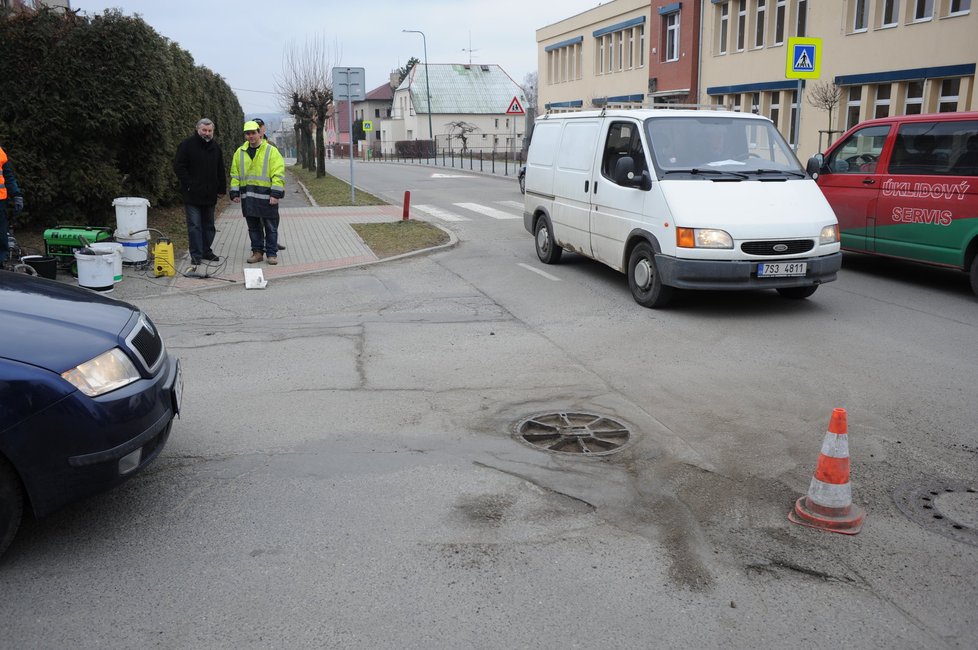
[413,204,470,222]
[518,263,561,281]
[431,173,471,178]
[496,200,525,210]
[454,202,520,220]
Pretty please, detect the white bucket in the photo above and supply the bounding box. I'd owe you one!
[112,197,150,239]
[89,242,123,282]
[74,250,115,292]
[115,230,149,264]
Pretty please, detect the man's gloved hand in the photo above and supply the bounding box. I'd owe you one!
[12,196,24,214]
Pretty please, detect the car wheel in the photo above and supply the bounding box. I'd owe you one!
[519,172,526,194]
[628,242,673,308]
[0,457,24,558]
[534,216,562,264]
[776,286,818,299]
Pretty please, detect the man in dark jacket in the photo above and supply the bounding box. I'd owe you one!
[173,118,227,268]
[0,144,24,268]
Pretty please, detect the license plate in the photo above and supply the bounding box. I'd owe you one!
[172,359,183,416]
[758,262,807,277]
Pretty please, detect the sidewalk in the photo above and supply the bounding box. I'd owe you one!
[88,169,419,301]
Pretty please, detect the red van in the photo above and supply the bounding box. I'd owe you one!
[807,112,978,296]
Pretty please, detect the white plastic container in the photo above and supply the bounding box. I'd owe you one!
[115,230,149,264]
[89,242,123,282]
[112,196,150,238]
[74,250,115,292]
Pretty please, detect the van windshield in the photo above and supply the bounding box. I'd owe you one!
[646,115,804,178]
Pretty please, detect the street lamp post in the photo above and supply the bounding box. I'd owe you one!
[403,29,434,156]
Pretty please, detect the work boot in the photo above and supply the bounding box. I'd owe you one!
[247,251,263,264]
[266,255,278,265]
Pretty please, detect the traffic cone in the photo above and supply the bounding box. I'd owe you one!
[789,408,865,535]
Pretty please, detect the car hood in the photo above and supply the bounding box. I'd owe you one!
[0,274,138,373]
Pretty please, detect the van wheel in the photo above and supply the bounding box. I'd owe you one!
[777,286,818,299]
[534,217,562,264]
[0,457,24,558]
[628,242,673,308]
[970,256,978,297]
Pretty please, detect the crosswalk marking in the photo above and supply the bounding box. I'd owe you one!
[454,202,520,220]
[413,204,470,222]
[518,263,561,281]
[496,200,524,210]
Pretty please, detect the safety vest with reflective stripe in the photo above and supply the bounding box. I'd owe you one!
[0,146,8,200]
[229,140,285,218]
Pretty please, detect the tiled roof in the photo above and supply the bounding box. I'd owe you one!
[398,63,524,115]
[365,83,394,101]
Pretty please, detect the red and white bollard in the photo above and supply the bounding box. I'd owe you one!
[402,190,411,221]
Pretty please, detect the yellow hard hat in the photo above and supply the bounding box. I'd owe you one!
[243,120,260,132]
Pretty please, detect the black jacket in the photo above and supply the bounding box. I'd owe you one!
[173,133,227,205]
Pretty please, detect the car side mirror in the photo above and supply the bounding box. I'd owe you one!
[806,153,825,179]
[614,156,651,190]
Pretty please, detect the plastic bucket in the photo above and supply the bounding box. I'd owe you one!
[20,255,58,280]
[89,242,123,282]
[112,196,150,239]
[115,230,149,264]
[74,250,115,292]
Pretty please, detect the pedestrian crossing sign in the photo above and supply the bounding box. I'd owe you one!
[785,37,821,79]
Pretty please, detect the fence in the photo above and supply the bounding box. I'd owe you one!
[363,146,525,179]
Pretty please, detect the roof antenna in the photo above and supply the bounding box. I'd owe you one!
[462,31,479,65]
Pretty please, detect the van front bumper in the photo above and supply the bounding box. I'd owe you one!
[655,252,842,290]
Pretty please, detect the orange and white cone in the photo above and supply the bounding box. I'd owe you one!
[789,408,865,535]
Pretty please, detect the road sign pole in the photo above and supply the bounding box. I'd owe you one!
[794,79,802,153]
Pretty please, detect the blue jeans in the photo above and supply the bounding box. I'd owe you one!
[185,203,216,263]
[246,216,279,257]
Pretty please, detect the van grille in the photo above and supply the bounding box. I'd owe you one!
[741,240,814,256]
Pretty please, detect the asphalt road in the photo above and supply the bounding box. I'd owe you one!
[1,162,976,648]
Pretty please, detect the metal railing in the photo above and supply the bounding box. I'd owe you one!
[363,147,526,179]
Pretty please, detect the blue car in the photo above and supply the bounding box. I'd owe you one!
[0,272,181,558]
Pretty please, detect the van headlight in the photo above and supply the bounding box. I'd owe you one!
[62,348,141,397]
[676,227,733,249]
[820,225,840,244]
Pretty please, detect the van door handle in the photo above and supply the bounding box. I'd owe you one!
[593,181,598,195]
[862,178,876,185]
[584,180,589,193]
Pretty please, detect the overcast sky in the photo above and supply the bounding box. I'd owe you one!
[69,0,603,117]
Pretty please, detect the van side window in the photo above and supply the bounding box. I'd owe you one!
[826,125,889,173]
[601,121,646,184]
[891,121,978,176]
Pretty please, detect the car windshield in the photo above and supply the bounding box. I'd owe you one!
[646,114,804,177]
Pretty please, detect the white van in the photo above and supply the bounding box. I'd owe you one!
[523,109,842,308]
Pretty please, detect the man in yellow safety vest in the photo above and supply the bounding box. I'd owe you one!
[0,144,25,267]
[230,120,285,265]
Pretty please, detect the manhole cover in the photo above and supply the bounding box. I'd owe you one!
[513,412,631,456]
[893,479,978,548]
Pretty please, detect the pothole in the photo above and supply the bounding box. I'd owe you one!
[893,479,978,548]
[513,412,631,456]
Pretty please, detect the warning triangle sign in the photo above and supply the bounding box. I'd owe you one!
[506,96,525,115]
[794,49,813,70]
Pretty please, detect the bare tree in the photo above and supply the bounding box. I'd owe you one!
[807,81,843,139]
[521,71,538,110]
[445,120,479,153]
[277,35,341,177]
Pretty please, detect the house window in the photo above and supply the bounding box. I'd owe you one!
[874,84,891,118]
[880,0,900,26]
[853,0,868,31]
[627,30,634,67]
[714,94,725,108]
[639,25,646,66]
[846,86,863,128]
[596,37,604,73]
[913,0,934,20]
[718,2,729,54]
[905,81,924,114]
[755,0,767,48]
[770,91,781,132]
[939,78,960,112]
[796,0,808,36]
[665,12,680,61]
[948,0,971,14]
[736,0,747,51]
[607,34,614,72]
[616,31,624,71]
[375,108,380,118]
[774,0,786,44]
[751,92,761,114]
[730,93,742,111]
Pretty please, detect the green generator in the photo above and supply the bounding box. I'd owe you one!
[43,226,113,267]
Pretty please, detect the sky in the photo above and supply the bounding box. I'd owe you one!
[69,0,605,117]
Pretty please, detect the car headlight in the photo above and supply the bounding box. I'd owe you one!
[62,348,141,397]
[820,224,840,244]
[676,227,733,249]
